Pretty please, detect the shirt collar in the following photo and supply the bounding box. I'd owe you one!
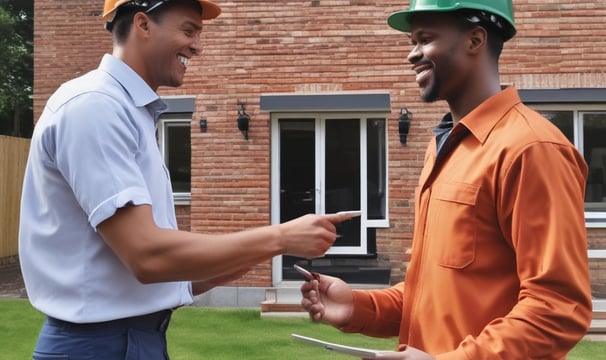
[459,87,522,144]
[98,54,168,118]
[432,113,454,154]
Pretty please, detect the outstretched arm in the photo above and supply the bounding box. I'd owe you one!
[98,205,355,283]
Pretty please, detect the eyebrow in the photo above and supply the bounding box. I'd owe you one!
[408,30,424,40]
[409,28,438,38]
[182,20,202,31]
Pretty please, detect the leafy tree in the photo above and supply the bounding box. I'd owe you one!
[0,0,33,138]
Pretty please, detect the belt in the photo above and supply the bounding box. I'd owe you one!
[46,309,173,332]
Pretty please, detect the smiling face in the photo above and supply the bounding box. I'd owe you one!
[406,13,474,103]
[139,3,203,90]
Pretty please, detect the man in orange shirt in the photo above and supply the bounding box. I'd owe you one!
[300,1,593,358]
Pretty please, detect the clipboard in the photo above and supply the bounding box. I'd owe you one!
[292,333,383,358]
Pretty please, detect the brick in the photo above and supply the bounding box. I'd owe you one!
[33,0,606,288]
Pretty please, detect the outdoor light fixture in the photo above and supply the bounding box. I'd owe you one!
[398,108,412,145]
[199,118,207,133]
[237,102,250,140]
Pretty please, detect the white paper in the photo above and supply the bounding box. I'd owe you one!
[292,333,383,358]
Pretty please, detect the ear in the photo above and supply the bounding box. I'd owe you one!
[467,26,487,54]
[133,12,151,35]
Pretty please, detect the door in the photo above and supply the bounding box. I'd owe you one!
[274,116,363,281]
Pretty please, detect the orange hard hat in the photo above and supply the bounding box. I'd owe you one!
[103,0,221,22]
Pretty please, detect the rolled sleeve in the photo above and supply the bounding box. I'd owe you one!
[89,187,151,228]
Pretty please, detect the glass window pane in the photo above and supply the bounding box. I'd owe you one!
[367,118,387,220]
[325,119,360,247]
[279,119,316,273]
[539,110,574,144]
[279,119,316,223]
[165,123,191,193]
[584,112,606,211]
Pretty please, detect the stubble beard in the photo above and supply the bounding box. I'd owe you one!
[420,75,441,103]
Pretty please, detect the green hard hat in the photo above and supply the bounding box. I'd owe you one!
[388,0,516,41]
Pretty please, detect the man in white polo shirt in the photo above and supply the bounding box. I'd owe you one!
[18,1,353,359]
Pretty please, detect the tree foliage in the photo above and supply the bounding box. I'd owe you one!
[0,0,33,138]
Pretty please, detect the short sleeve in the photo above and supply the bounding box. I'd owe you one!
[53,92,152,228]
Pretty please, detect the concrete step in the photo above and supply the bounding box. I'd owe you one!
[260,282,388,317]
[592,299,606,333]
[590,319,606,333]
[260,287,304,314]
[261,287,606,335]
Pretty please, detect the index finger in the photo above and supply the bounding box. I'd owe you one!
[336,210,361,217]
[323,211,361,223]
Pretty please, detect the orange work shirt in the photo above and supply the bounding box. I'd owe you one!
[342,87,592,359]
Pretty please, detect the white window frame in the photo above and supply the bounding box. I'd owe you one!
[157,117,191,205]
[530,104,606,228]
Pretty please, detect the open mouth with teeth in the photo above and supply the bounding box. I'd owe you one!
[178,55,189,67]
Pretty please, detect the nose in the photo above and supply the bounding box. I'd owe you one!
[407,44,422,64]
[190,36,202,56]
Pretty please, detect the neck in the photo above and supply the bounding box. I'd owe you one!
[448,72,501,125]
[112,45,158,91]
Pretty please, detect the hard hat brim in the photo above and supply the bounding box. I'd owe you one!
[198,0,221,20]
[387,10,417,34]
[388,5,469,34]
[387,8,515,41]
[103,0,222,22]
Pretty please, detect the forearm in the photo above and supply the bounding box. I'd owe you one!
[98,204,285,283]
[435,293,591,360]
[98,205,343,284]
[122,225,283,284]
[340,283,404,337]
[457,247,592,359]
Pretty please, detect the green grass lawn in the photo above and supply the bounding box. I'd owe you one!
[1,298,604,359]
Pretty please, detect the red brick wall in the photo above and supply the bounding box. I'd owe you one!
[34,1,606,288]
[589,229,606,250]
[175,205,191,231]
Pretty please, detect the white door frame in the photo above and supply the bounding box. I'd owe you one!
[270,112,389,284]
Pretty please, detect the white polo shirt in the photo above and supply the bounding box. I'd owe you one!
[19,54,193,323]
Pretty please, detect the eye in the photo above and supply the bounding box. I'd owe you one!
[410,37,429,47]
[181,25,199,37]
[418,36,431,45]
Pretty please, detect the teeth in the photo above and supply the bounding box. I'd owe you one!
[178,55,189,66]
[416,69,429,81]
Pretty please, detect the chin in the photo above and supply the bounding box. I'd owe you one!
[421,91,439,103]
[420,83,441,103]
[167,79,184,88]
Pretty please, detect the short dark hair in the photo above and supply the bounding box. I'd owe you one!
[453,10,506,60]
[108,0,203,43]
[110,6,140,43]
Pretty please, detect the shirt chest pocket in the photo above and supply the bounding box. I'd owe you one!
[427,182,480,269]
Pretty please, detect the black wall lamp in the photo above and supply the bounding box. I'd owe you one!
[199,118,207,133]
[237,102,250,140]
[398,108,412,145]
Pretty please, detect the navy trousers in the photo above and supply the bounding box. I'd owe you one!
[32,310,172,360]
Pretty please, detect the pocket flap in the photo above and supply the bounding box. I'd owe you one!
[434,182,480,205]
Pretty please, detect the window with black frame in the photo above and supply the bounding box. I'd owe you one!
[537,109,606,214]
[158,116,191,199]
